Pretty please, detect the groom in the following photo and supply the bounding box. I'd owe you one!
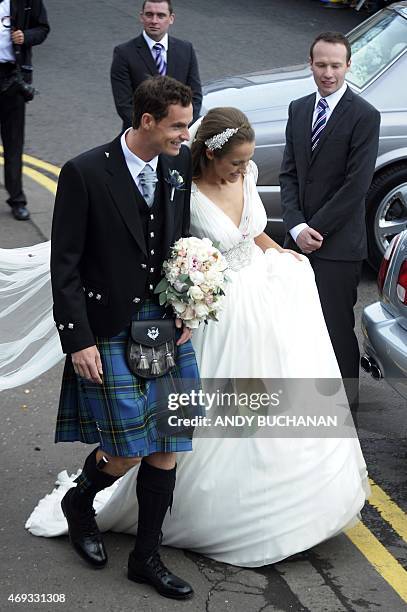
[50,76,195,599]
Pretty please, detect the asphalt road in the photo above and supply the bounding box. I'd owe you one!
[1,1,406,611]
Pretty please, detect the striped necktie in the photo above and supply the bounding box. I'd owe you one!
[153,43,166,76]
[311,98,328,151]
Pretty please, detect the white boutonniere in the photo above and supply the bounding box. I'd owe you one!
[166,169,185,202]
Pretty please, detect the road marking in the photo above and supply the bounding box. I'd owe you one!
[368,478,407,544]
[22,151,61,177]
[2,149,407,603]
[0,146,60,177]
[346,514,407,604]
[0,157,57,196]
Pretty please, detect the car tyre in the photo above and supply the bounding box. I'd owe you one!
[366,163,407,270]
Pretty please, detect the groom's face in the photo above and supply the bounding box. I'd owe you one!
[145,103,193,156]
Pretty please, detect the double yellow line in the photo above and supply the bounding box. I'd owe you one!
[347,479,407,602]
[0,146,60,195]
[1,148,407,603]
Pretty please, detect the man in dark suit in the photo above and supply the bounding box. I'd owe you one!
[280,32,380,413]
[51,76,198,600]
[111,0,202,131]
[0,0,49,220]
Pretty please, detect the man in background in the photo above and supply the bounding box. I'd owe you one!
[280,32,380,416]
[111,0,201,131]
[0,0,49,220]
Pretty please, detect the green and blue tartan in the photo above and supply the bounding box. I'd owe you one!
[55,301,201,457]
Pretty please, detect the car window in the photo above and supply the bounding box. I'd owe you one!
[347,10,407,89]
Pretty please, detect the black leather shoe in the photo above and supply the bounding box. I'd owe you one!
[11,205,30,220]
[128,550,194,600]
[61,488,107,568]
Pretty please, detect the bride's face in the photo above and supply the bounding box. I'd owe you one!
[208,141,255,183]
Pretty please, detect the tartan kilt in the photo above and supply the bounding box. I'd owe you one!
[55,301,202,457]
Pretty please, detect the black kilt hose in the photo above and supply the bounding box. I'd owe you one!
[55,302,201,457]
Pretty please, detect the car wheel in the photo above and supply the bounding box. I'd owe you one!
[366,163,407,270]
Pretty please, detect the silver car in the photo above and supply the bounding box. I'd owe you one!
[202,2,407,269]
[361,229,407,398]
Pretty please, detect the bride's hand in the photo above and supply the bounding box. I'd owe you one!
[277,247,304,261]
[175,318,193,345]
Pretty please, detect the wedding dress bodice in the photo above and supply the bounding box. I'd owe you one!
[190,161,267,256]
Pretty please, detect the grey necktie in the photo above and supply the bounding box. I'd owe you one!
[139,164,158,208]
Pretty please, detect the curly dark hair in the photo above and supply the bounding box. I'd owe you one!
[132,76,192,129]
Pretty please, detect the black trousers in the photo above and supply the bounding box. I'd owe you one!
[310,257,362,409]
[0,72,26,207]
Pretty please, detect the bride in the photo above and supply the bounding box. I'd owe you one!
[12,108,368,567]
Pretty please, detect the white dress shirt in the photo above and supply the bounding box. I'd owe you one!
[120,128,158,191]
[143,30,168,65]
[0,0,15,63]
[289,82,349,244]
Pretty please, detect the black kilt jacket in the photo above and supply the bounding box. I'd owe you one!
[50,136,192,355]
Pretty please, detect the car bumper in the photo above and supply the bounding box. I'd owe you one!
[361,302,407,399]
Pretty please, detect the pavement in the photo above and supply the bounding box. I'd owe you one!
[1,2,406,611]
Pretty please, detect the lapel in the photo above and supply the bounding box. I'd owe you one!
[303,93,315,166]
[166,36,176,78]
[105,136,147,256]
[310,86,353,166]
[134,34,158,75]
[157,154,175,254]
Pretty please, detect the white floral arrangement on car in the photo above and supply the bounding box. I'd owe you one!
[155,237,228,328]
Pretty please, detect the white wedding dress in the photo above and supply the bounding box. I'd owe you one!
[25,161,369,567]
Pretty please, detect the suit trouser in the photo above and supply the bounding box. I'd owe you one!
[0,84,26,207]
[310,257,363,411]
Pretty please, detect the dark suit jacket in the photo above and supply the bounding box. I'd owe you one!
[11,0,50,80]
[279,86,380,261]
[50,137,192,354]
[111,34,202,130]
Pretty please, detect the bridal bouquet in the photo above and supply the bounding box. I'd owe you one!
[155,237,228,328]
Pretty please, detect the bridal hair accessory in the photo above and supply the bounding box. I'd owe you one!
[204,127,239,151]
[155,237,228,329]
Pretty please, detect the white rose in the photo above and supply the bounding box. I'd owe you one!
[194,303,209,318]
[188,286,204,301]
[190,270,205,285]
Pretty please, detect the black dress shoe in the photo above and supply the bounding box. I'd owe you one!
[128,550,194,600]
[11,205,30,220]
[61,488,107,568]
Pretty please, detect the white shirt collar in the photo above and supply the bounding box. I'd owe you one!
[143,30,169,52]
[315,82,348,113]
[120,128,158,179]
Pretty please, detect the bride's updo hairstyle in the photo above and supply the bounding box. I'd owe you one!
[191,107,255,179]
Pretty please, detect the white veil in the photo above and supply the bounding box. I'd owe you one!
[0,241,62,391]
[0,118,205,392]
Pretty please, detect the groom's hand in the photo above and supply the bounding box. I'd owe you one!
[71,346,103,384]
[175,318,193,345]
